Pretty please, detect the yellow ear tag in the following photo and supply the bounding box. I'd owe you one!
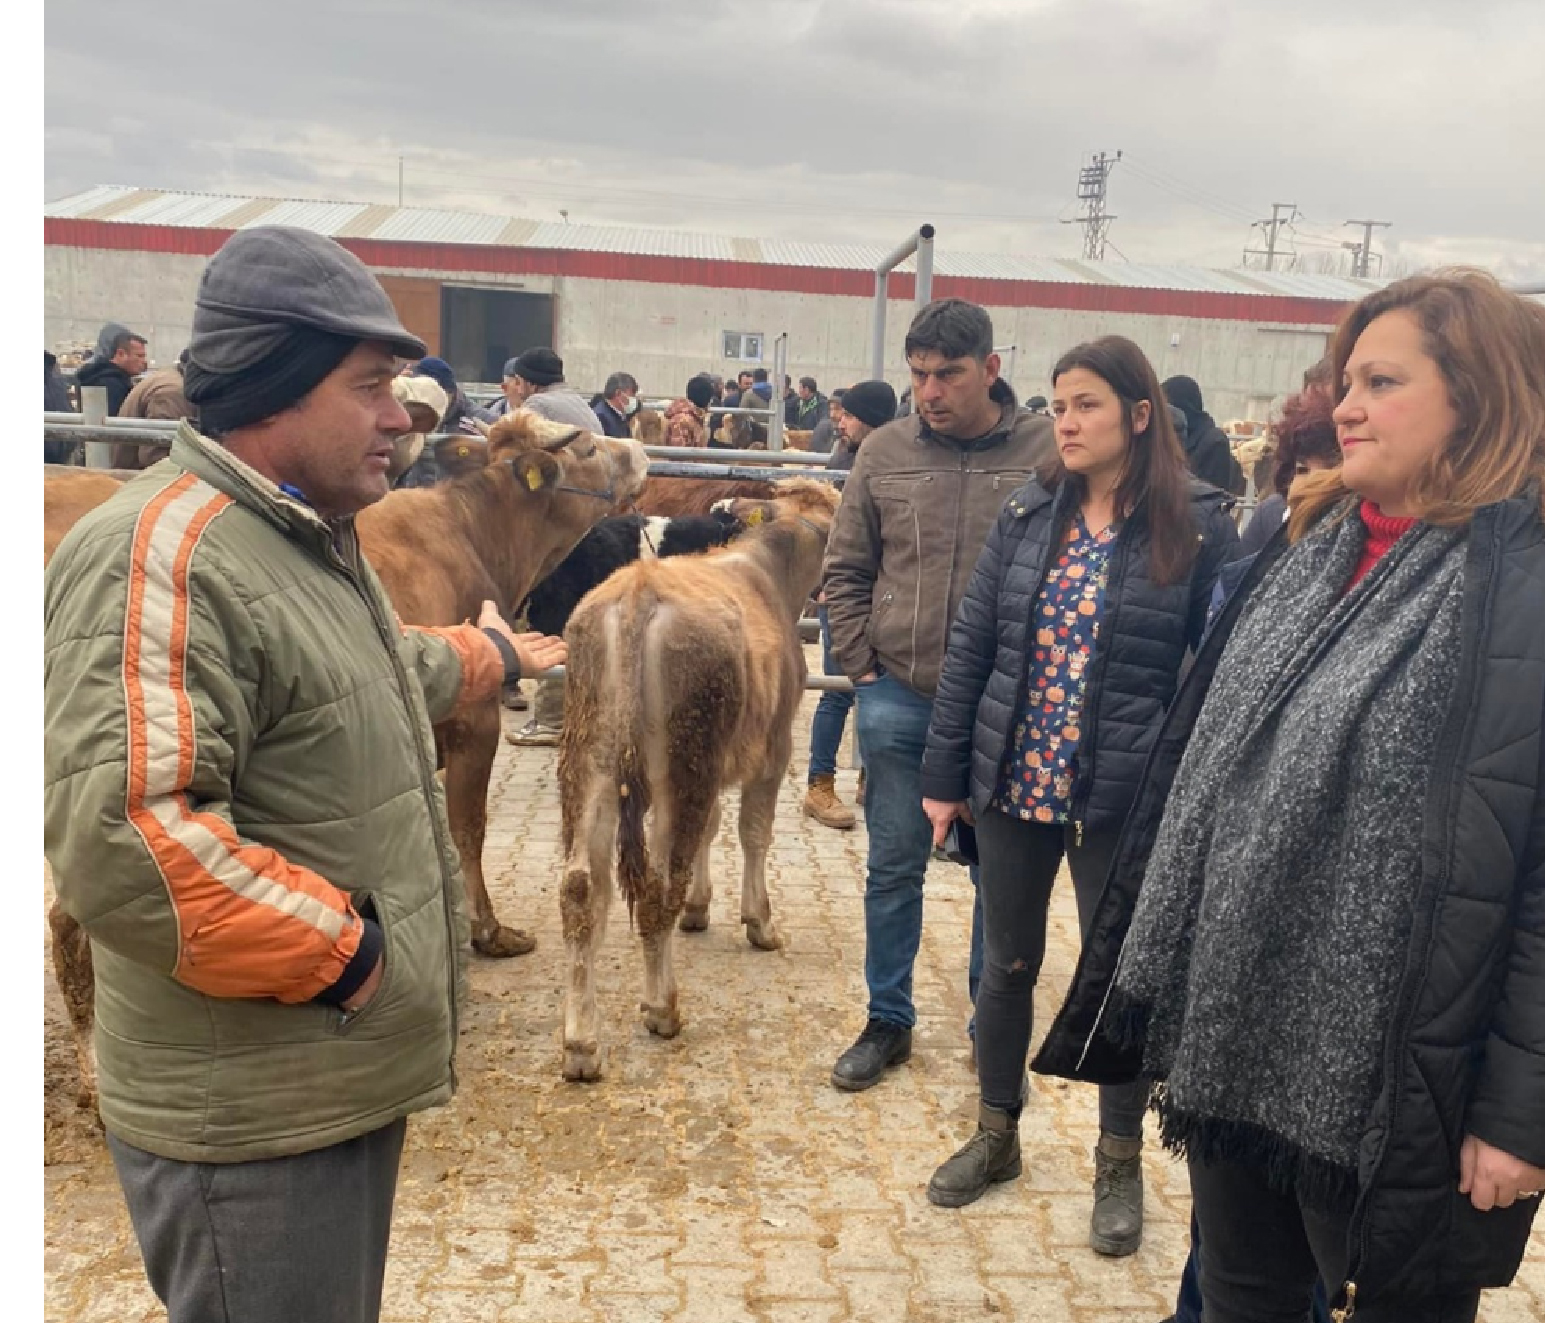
[524,467,543,491]
[746,507,764,526]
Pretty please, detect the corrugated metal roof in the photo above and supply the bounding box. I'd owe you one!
[238,198,371,234]
[108,192,256,228]
[42,185,1383,299]
[523,222,738,260]
[371,206,511,245]
[44,184,139,217]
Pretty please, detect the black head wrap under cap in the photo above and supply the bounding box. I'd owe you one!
[185,326,357,435]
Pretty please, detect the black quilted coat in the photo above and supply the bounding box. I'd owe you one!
[1033,491,1545,1306]
[918,476,1240,831]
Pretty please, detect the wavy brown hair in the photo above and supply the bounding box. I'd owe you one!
[1270,388,1341,496]
[1290,269,1545,540]
[1050,335,1197,585]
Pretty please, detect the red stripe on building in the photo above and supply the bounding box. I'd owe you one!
[44,218,1348,326]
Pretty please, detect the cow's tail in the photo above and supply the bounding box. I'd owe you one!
[614,590,656,921]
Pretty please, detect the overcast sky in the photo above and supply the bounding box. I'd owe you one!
[43,0,1545,280]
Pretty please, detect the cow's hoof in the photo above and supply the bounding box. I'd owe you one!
[743,919,784,951]
[679,905,710,933]
[473,925,538,958]
[642,1002,682,1039]
[562,1042,604,1082]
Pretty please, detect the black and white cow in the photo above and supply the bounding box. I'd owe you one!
[524,511,744,636]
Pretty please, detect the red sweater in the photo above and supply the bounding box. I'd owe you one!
[1346,500,1418,591]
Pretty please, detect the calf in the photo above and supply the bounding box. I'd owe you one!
[556,481,841,1081]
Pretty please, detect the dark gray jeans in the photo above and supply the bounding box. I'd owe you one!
[974,809,1148,1137]
[107,1118,407,1323]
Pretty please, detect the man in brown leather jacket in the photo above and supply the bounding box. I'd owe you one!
[823,298,1055,1091]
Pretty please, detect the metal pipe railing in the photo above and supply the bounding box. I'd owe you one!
[42,419,835,469]
[869,223,936,380]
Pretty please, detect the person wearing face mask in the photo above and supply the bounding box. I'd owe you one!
[1036,271,1545,1322]
[590,371,639,439]
[917,335,1239,1256]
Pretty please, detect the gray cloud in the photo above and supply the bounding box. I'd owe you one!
[45,0,1545,276]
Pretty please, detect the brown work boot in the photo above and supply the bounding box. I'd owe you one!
[803,774,855,830]
[927,1101,1022,1207]
[1090,1133,1145,1256]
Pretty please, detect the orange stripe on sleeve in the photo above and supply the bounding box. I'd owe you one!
[122,475,361,1003]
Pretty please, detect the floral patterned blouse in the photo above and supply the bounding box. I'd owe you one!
[995,515,1119,823]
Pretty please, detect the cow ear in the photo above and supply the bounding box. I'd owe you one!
[511,452,557,493]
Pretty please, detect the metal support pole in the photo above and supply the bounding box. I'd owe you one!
[869,275,889,382]
[81,386,112,469]
[769,333,788,452]
[914,224,935,311]
[868,223,936,383]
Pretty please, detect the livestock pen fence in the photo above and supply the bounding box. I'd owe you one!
[42,402,855,696]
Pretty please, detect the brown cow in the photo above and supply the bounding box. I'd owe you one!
[44,468,132,564]
[556,478,841,1081]
[353,412,648,955]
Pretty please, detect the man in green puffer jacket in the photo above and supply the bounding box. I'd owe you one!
[43,226,566,1323]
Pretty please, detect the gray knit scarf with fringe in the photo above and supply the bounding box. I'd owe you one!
[1113,503,1466,1206]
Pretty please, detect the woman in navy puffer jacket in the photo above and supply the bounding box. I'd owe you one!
[917,336,1238,1255]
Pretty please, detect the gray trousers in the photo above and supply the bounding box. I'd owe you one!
[534,674,565,727]
[107,1118,407,1323]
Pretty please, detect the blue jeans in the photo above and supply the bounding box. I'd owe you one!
[807,606,854,781]
[854,672,983,1029]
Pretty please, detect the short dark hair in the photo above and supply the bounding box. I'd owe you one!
[830,389,846,404]
[112,330,147,356]
[799,376,817,392]
[603,371,638,397]
[686,373,716,409]
[752,367,769,383]
[738,369,755,382]
[905,298,994,363]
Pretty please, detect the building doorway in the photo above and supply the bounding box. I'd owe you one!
[441,286,555,386]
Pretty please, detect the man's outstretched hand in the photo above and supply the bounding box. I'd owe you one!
[477,600,568,674]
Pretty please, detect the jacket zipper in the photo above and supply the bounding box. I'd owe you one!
[1337,514,1497,1313]
[334,522,463,1073]
[990,490,1066,808]
[1068,527,1131,835]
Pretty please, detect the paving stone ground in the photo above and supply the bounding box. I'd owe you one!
[43,665,1545,1321]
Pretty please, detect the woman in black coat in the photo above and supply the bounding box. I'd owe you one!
[917,336,1239,1254]
[1034,271,1545,1322]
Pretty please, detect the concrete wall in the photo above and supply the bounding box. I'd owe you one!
[46,246,1330,422]
[45,247,205,367]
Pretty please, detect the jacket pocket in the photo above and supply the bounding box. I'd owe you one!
[332,892,395,1037]
[1437,1186,1538,1291]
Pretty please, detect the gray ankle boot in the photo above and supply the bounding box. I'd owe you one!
[926,1101,1022,1208]
[1089,1133,1144,1256]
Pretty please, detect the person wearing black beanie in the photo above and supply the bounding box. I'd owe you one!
[826,380,896,473]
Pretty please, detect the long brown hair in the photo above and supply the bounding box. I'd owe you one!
[1050,335,1198,585]
[1290,269,1545,540]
